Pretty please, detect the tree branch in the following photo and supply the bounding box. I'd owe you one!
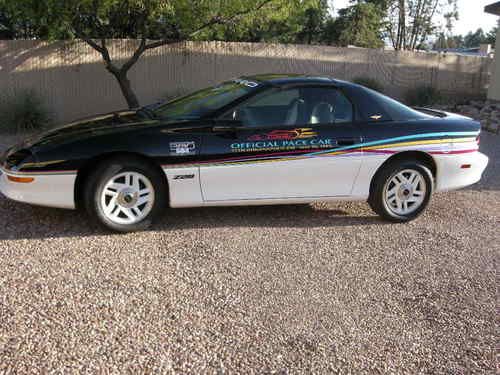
[82,37,104,54]
[81,37,120,75]
[142,0,275,50]
[121,38,147,73]
[77,0,275,107]
[192,0,274,37]
[73,2,120,75]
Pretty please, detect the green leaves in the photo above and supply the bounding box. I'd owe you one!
[336,3,385,48]
[384,0,460,50]
[198,0,331,44]
[0,0,281,40]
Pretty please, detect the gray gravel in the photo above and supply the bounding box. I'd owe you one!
[0,133,498,373]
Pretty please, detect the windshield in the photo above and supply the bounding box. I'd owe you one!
[151,81,259,120]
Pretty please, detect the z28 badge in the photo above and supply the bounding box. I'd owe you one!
[170,141,196,156]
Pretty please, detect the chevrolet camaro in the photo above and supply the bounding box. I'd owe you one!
[0,74,489,232]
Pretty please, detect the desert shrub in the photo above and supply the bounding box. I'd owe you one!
[0,89,52,133]
[405,85,442,107]
[352,76,384,93]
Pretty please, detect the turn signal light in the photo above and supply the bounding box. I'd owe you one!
[7,175,35,183]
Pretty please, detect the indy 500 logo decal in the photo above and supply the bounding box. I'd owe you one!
[170,141,196,156]
[231,128,332,152]
[248,128,317,141]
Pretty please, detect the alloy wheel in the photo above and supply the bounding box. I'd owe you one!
[100,171,155,225]
[383,169,427,216]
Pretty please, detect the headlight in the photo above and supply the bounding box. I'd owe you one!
[4,148,34,170]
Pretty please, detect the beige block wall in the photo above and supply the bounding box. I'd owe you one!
[0,40,493,123]
[488,28,500,101]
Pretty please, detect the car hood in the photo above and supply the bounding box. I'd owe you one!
[20,110,159,150]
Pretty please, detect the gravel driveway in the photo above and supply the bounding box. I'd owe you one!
[0,133,497,373]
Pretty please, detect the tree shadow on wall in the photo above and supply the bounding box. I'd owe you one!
[0,40,486,124]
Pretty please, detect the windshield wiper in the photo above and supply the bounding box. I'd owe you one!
[136,107,157,119]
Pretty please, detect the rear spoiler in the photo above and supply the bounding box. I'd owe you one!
[412,107,448,118]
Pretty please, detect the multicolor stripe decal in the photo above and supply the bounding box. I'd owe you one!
[309,131,478,156]
[163,131,479,168]
[0,167,78,176]
[2,131,480,175]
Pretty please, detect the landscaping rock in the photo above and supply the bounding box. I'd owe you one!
[437,100,500,134]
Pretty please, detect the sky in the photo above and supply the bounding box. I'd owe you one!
[332,0,499,36]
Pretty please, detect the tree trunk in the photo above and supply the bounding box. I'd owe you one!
[399,0,406,50]
[114,72,140,109]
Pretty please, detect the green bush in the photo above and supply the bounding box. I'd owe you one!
[352,76,384,93]
[405,85,442,107]
[0,89,52,133]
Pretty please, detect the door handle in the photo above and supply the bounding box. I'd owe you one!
[337,138,358,147]
[212,125,238,132]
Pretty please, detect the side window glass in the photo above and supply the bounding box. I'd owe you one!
[222,87,353,127]
[366,88,427,121]
[306,88,353,125]
[223,89,300,127]
[332,91,354,124]
[251,89,299,107]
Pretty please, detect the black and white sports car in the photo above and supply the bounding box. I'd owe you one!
[0,74,489,232]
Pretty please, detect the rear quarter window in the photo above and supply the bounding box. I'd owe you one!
[359,87,432,122]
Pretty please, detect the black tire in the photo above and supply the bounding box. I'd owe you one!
[368,160,433,222]
[83,156,168,232]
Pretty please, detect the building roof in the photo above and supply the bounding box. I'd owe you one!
[485,1,500,15]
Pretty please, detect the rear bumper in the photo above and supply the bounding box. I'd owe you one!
[434,151,489,192]
[0,168,76,209]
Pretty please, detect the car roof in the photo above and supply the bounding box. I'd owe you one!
[240,74,348,87]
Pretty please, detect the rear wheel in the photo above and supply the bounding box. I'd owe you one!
[83,157,167,232]
[368,160,433,222]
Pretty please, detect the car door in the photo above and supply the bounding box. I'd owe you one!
[199,86,363,202]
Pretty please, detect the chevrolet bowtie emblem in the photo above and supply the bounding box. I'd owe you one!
[370,115,383,120]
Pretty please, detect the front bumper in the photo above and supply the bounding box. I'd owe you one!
[434,151,489,192]
[0,168,77,209]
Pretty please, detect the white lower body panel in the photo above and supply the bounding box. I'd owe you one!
[434,151,489,192]
[199,157,362,201]
[163,167,204,208]
[197,195,367,207]
[0,169,76,209]
[351,148,489,196]
[0,149,487,212]
[163,150,489,208]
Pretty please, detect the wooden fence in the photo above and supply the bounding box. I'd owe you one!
[0,40,493,123]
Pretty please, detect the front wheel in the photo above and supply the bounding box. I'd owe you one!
[83,157,167,232]
[368,160,433,222]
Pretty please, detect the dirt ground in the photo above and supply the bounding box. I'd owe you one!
[0,133,498,373]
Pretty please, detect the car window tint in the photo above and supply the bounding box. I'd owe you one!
[153,81,256,120]
[331,91,353,124]
[225,87,353,127]
[301,87,353,125]
[249,89,299,107]
[223,88,300,127]
[365,88,431,122]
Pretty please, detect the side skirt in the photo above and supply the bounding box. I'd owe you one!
[198,195,370,208]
